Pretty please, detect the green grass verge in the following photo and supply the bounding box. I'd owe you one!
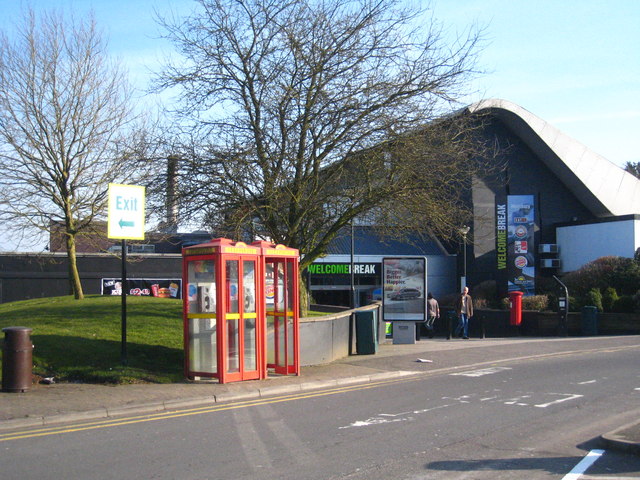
[0,295,184,384]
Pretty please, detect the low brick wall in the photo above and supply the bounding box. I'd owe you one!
[470,309,640,337]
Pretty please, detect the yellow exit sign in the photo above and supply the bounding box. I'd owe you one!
[107,184,146,240]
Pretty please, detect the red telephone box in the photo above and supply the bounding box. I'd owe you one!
[252,241,300,376]
[182,238,299,383]
[509,290,523,326]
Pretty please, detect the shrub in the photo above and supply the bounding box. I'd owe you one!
[634,290,640,312]
[499,294,549,311]
[473,297,488,309]
[584,288,603,312]
[569,296,581,312]
[471,280,500,308]
[521,295,550,311]
[562,256,640,297]
[601,287,619,312]
[500,297,509,310]
[612,295,636,313]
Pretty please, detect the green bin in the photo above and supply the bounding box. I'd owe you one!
[355,311,378,355]
[581,306,598,336]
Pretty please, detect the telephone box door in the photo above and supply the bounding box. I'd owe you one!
[223,257,261,382]
[266,259,298,375]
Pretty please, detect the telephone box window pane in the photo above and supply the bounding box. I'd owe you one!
[189,317,217,373]
[187,261,216,314]
[244,316,257,371]
[226,260,239,313]
[277,317,286,367]
[265,263,275,309]
[287,260,295,311]
[243,261,256,313]
[276,263,285,311]
[266,314,275,365]
[287,318,294,367]
[227,318,239,373]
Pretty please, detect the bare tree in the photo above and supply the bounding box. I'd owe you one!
[0,9,143,299]
[625,161,640,179]
[156,0,493,270]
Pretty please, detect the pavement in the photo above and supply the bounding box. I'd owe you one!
[1,335,638,456]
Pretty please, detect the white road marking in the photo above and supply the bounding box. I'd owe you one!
[535,393,583,408]
[576,379,596,385]
[451,367,512,377]
[339,404,451,429]
[561,449,604,480]
[503,395,531,406]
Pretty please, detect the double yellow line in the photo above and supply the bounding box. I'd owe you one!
[0,375,416,443]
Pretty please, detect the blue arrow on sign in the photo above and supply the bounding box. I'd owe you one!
[119,219,135,228]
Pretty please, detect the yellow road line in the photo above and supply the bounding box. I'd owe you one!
[0,376,417,443]
[2,343,637,442]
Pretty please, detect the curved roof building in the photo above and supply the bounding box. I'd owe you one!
[462,99,640,293]
[468,99,640,217]
[309,99,640,304]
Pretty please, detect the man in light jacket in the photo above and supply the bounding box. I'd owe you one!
[455,286,473,339]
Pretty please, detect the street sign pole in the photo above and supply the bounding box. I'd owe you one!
[108,183,145,367]
[121,239,127,365]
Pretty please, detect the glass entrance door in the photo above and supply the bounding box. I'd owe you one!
[224,258,260,381]
[266,259,296,374]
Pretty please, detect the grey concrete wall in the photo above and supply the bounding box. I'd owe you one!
[299,303,381,366]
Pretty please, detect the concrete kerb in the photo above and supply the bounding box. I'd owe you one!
[106,402,167,418]
[0,370,418,433]
[163,396,217,411]
[0,416,49,430]
[600,421,640,456]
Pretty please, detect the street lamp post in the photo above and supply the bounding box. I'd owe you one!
[460,225,470,290]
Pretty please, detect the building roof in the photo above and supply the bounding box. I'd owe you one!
[326,226,448,256]
[467,98,640,217]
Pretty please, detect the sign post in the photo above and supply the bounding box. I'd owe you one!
[108,184,146,365]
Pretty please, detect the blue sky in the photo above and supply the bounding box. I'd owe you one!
[1,0,639,168]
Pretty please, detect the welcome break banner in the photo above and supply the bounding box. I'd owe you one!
[495,195,535,295]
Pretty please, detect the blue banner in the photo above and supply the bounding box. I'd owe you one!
[506,195,535,295]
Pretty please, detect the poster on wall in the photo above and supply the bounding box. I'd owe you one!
[382,257,426,321]
[102,278,182,299]
[496,194,536,295]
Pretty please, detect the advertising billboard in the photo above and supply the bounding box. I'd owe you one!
[496,195,536,295]
[102,278,181,299]
[382,257,426,321]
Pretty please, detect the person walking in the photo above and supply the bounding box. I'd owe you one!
[455,286,473,339]
[425,292,440,338]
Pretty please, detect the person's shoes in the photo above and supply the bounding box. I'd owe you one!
[463,336,469,339]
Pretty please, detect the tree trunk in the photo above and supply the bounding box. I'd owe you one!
[66,234,85,300]
[298,269,310,316]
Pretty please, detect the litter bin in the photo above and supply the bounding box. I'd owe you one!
[355,311,377,355]
[2,327,33,393]
[581,306,598,336]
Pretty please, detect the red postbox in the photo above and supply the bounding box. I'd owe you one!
[509,290,523,326]
[182,238,300,383]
